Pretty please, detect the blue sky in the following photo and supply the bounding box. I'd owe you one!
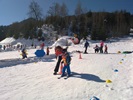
[0,0,133,26]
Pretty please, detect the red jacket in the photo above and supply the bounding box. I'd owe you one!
[100,41,104,47]
[55,49,62,56]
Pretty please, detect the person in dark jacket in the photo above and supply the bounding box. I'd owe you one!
[84,40,89,54]
[94,44,99,53]
[46,47,50,55]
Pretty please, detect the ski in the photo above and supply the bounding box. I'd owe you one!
[64,77,69,79]
[57,77,62,79]
[57,76,69,79]
[64,74,72,79]
[58,74,72,79]
[57,76,65,79]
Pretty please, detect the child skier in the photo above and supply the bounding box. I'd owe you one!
[21,48,27,59]
[61,51,71,77]
[46,47,50,55]
[93,44,99,53]
[104,44,108,54]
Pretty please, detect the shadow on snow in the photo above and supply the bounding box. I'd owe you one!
[0,54,56,68]
[71,72,105,83]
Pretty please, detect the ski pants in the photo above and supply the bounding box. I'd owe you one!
[62,65,71,76]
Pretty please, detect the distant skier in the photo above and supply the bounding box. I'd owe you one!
[40,42,45,50]
[34,44,37,49]
[100,40,104,53]
[104,44,108,54]
[84,40,89,54]
[93,44,99,53]
[46,47,50,55]
[21,48,27,59]
[3,45,6,50]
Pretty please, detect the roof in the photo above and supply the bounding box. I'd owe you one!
[0,37,15,45]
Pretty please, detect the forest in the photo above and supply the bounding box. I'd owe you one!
[0,1,133,41]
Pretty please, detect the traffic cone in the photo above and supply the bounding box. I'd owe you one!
[79,52,82,59]
[119,61,122,64]
[58,63,63,75]
[106,80,112,83]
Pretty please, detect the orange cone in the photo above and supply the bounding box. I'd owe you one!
[58,63,63,75]
[79,52,82,59]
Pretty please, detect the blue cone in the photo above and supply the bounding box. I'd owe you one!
[90,96,100,100]
[114,69,118,72]
[35,50,45,57]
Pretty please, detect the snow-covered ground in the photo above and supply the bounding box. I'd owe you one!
[0,37,133,100]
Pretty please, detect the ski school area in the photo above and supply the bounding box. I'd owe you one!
[0,36,133,100]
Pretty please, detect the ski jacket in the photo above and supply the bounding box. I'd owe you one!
[61,53,71,66]
[100,41,104,47]
[84,41,89,48]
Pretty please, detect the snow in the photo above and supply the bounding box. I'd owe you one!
[0,37,133,100]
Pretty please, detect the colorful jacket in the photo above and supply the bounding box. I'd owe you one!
[61,53,71,66]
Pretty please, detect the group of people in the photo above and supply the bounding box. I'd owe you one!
[84,40,108,54]
[21,40,108,77]
[21,42,50,59]
[93,40,108,54]
[53,40,108,77]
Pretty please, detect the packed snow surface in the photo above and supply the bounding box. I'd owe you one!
[0,37,133,100]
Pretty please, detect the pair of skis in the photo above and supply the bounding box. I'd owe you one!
[57,75,71,79]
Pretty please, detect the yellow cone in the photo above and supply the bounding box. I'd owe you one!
[106,80,112,83]
[120,62,122,64]
[117,51,121,54]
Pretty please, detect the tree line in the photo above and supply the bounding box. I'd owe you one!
[0,1,133,41]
